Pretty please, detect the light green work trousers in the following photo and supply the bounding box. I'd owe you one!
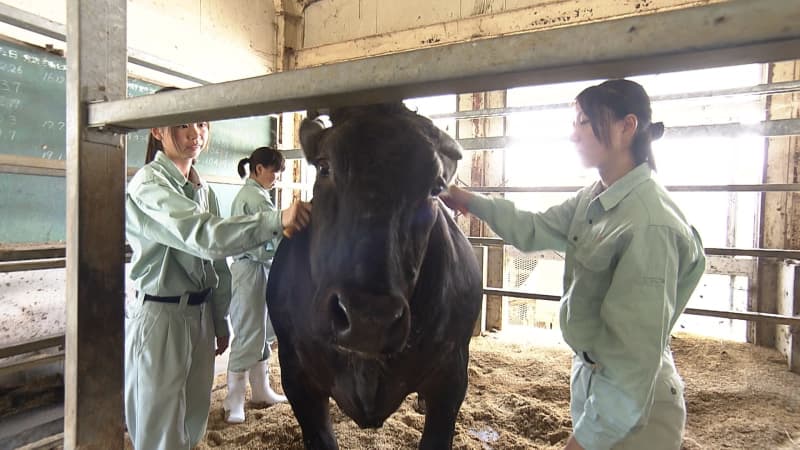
[227,259,276,373]
[570,350,687,450]
[125,293,215,450]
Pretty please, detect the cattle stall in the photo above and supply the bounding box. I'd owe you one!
[1,0,800,448]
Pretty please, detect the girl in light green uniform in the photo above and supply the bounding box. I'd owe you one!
[223,146,288,424]
[442,79,706,450]
[125,90,311,450]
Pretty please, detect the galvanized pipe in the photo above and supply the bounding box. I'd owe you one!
[468,237,800,260]
[429,80,800,120]
[87,0,800,130]
[482,288,800,326]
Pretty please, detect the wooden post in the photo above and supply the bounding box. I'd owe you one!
[752,260,779,347]
[755,60,800,350]
[791,265,800,374]
[65,0,127,448]
[485,246,506,331]
[456,91,507,331]
[272,0,303,72]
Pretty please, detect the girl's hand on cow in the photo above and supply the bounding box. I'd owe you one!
[281,200,312,237]
[215,335,229,356]
[440,185,473,215]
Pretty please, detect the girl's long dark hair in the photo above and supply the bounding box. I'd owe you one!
[144,86,180,164]
[576,79,664,170]
[237,146,286,178]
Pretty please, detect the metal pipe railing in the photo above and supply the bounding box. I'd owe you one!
[482,287,800,327]
[429,80,800,120]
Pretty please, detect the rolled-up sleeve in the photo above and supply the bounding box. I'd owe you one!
[573,225,679,450]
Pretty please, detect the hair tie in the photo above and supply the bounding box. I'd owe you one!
[648,122,665,140]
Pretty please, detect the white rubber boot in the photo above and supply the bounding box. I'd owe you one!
[249,360,287,405]
[223,370,247,423]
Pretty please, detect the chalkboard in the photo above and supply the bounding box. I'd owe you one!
[0,39,275,243]
[0,40,67,160]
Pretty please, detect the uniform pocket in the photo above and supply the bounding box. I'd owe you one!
[654,371,685,407]
[575,245,616,272]
[570,354,582,388]
[136,303,164,356]
[573,245,617,295]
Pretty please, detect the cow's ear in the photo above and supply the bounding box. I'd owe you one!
[435,130,462,183]
[299,117,327,163]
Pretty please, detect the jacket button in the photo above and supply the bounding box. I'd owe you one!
[670,387,677,395]
[573,236,578,242]
[588,219,593,224]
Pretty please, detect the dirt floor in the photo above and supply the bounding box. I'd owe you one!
[127,330,800,450]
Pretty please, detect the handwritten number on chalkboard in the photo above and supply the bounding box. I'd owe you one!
[0,79,21,93]
[41,121,67,131]
[0,63,22,74]
[0,128,15,141]
[42,71,65,84]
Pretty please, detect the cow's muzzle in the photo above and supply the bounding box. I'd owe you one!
[322,287,410,356]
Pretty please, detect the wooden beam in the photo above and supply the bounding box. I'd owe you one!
[0,259,66,272]
[0,335,64,359]
[64,0,127,447]
[0,154,247,185]
[0,244,67,261]
[0,154,66,177]
[295,0,739,68]
[16,434,65,450]
[0,351,65,377]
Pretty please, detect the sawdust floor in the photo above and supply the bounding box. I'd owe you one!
[125,331,800,449]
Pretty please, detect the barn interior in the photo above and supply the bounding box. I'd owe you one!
[0,0,799,448]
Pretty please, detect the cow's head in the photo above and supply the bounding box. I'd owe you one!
[299,102,462,357]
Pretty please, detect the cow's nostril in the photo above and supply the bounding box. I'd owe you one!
[330,294,350,334]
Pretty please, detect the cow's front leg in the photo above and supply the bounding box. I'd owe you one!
[280,352,338,450]
[418,350,469,450]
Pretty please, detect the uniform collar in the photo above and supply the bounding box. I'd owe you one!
[590,163,652,213]
[153,151,205,188]
[244,178,263,190]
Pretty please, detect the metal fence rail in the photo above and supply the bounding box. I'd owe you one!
[428,80,800,120]
[85,0,800,130]
[482,288,800,327]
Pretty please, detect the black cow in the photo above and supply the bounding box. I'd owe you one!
[266,103,483,450]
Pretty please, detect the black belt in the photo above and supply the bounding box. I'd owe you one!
[141,288,211,306]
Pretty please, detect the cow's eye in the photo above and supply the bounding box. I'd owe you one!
[316,159,331,177]
[430,178,446,197]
